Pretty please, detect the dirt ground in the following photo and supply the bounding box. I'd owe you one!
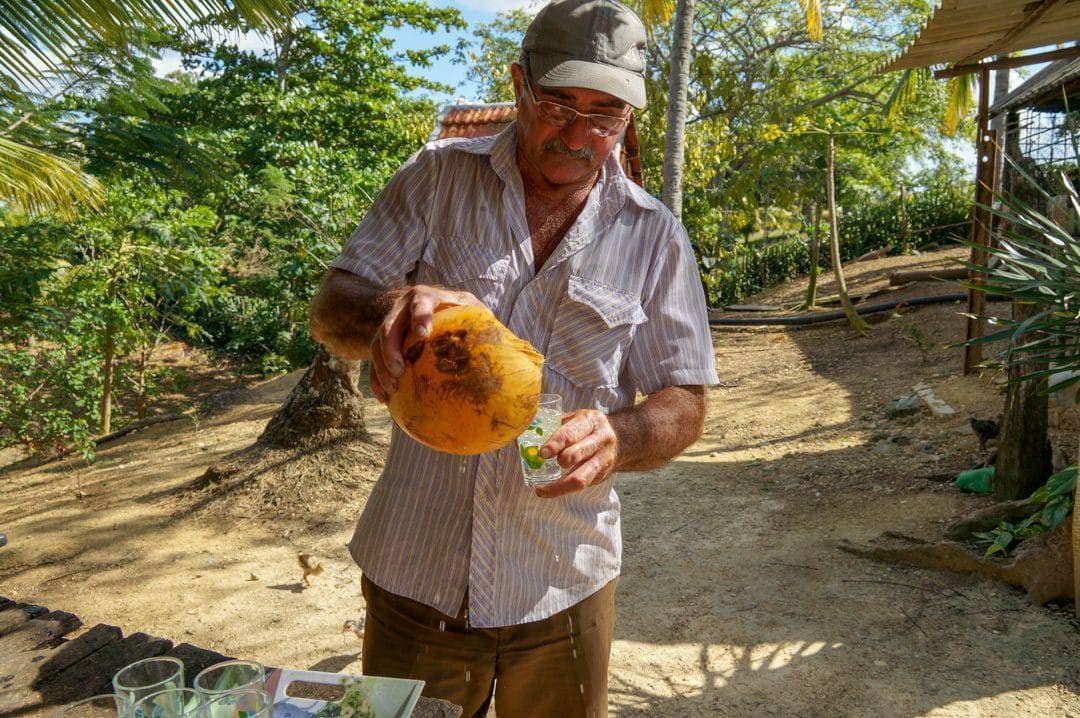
[2,247,1079,717]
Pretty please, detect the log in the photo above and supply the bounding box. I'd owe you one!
[34,631,174,704]
[854,246,892,262]
[0,624,123,716]
[945,499,1041,541]
[839,520,1073,605]
[165,643,234,689]
[0,610,82,654]
[888,267,968,286]
[0,602,49,637]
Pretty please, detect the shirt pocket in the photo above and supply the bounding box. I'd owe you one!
[545,275,647,389]
[416,236,512,309]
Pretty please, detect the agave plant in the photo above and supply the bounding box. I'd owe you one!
[963,168,1080,405]
[960,147,1078,613]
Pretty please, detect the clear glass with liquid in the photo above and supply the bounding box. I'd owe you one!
[517,394,563,486]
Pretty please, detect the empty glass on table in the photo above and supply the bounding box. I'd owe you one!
[50,694,130,718]
[196,689,270,718]
[192,660,265,699]
[112,657,185,707]
[134,688,205,718]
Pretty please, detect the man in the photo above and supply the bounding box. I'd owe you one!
[308,0,718,714]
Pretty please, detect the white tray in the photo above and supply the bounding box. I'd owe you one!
[272,668,425,718]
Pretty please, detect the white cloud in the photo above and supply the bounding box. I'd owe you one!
[228,28,276,53]
[151,27,277,78]
[152,49,185,77]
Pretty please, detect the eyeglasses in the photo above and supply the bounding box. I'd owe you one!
[522,75,630,138]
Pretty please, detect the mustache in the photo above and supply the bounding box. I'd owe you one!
[542,138,593,161]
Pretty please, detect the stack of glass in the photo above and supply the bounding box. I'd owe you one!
[51,657,271,718]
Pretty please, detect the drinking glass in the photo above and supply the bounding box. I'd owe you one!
[517,393,564,486]
[196,689,270,718]
[193,661,265,699]
[51,694,130,718]
[134,688,204,718]
[113,657,185,707]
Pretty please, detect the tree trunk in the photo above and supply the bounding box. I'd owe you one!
[661,0,697,219]
[825,135,868,334]
[274,27,295,93]
[136,348,148,421]
[100,319,115,435]
[994,298,1053,501]
[188,346,381,517]
[258,346,368,450]
[804,202,821,309]
[898,183,908,253]
[995,114,1052,501]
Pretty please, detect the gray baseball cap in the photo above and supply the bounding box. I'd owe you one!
[523,0,648,108]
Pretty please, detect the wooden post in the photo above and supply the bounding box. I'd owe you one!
[962,66,996,375]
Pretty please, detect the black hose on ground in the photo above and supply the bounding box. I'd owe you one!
[708,293,1010,326]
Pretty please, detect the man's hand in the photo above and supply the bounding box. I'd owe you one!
[532,409,620,499]
[368,285,483,403]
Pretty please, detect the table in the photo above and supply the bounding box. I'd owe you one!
[0,596,462,718]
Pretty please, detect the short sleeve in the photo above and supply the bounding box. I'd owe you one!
[329,145,440,289]
[624,226,719,394]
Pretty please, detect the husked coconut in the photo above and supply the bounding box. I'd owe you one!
[388,304,543,455]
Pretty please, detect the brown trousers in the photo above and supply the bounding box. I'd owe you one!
[361,575,617,718]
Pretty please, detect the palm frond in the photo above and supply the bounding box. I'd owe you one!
[942,72,975,136]
[960,150,1080,379]
[799,0,823,42]
[0,0,291,88]
[0,137,102,219]
[884,67,929,119]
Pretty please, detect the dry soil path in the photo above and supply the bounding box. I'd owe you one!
[1,248,1078,717]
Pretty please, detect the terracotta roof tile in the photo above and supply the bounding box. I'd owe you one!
[431,104,517,142]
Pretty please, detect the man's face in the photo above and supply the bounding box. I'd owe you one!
[511,63,630,188]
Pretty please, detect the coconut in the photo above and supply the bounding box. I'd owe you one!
[387,304,543,455]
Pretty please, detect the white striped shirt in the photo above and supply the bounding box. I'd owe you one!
[330,123,719,627]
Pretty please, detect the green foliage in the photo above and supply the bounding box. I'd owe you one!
[961,165,1079,390]
[156,0,462,369]
[696,178,970,306]
[2,0,467,455]
[453,10,531,103]
[973,466,1076,557]
[0,0,291,218]
[0,179,223,455]
[962,131,1078,556]
[837,179,971,258]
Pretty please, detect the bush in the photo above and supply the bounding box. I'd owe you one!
[698,181,972,307]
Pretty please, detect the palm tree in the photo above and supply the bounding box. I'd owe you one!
[0,0,289,218]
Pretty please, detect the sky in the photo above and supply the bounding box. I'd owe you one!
[153,0,539,104]
[149,0,1041,176]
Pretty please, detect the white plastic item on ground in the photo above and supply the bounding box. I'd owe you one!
[272,668,424,718]
[911,382,956,418]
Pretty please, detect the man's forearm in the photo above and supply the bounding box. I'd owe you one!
[609,385,706,472]
[308,269,403,360]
